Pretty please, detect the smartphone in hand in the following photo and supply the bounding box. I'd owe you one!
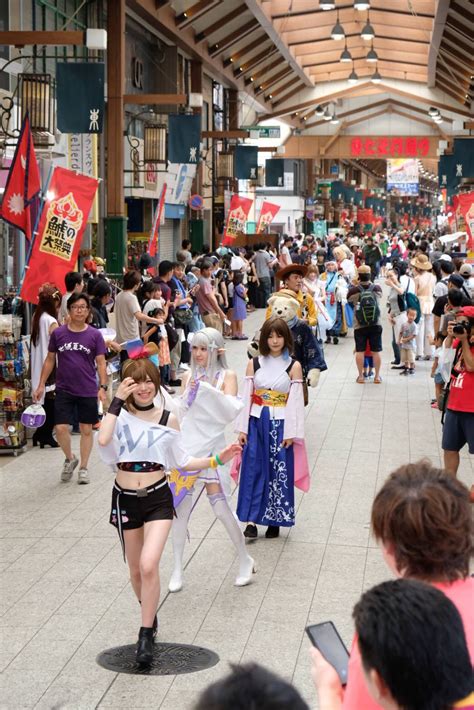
[306,621,350,685]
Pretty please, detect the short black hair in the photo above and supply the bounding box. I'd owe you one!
[123,270,141,290]
[64,271,83,292]
[67,291,91,310]
[447,288,464,308]
[158,260,174,277]
[193,663,309,710]
[438,259,455,275]
[92,280,111,300]
[354,579,473,710]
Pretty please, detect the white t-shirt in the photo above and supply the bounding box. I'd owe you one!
[59,292,72,324]
[30,313,58,403]
[230,255,246,272]
[400,274,415,294]
[142,298,164,336]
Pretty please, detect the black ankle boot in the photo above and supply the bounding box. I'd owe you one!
[265,525,280,538]
[139,600,158,639]
[136,627,154,665]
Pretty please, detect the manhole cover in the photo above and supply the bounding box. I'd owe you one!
[96,642,220,676]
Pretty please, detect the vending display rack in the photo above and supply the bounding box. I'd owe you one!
[0,315,27,456]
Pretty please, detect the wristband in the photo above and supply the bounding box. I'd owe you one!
[215,454,224,466]
[108,397,125,417]
[209,456,218,469]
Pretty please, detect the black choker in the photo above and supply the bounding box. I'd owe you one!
[132,402,155,411]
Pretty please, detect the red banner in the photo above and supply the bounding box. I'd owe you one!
[21,167,99,304]
[222,194,253,246]
[1,113,41,239]
[455,192,474,251]
[256,200,280,234]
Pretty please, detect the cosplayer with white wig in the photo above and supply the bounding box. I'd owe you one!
[168,327,255,593]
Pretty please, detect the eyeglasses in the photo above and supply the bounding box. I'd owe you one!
[70,305,88,311]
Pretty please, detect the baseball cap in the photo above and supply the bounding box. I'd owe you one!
[459,263,472,277]
[438,254,452,262]
[448,274,464,288]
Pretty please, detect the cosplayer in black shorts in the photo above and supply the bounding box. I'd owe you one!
[110,476,175,559]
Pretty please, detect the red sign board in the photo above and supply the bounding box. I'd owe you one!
[350,136,430,159]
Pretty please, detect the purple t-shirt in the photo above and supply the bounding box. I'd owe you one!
[48,325,106,397]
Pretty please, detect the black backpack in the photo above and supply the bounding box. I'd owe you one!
[355,285,380,326]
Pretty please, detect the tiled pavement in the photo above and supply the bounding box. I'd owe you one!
[1,305,472,709]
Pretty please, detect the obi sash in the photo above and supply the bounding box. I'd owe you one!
[251,389,288,407]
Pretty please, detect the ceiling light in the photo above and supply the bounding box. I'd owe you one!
[320,1,336,8]
[428,106,438,116]
[371,68,382,83]
[315,105,325,116]
[323,107,332,121]
[330,113,340,124]
[331,13,345,40]
[354,0,370,8]
[366,47,378,62]
[361,20,375,40]
[433,115,443,123]
[348,63,359,83]
[340,46,352,62]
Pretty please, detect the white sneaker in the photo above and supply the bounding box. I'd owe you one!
[179,364,190,371]
[61,456,78,482]
[77,468,90,485]
[168,569,183,593]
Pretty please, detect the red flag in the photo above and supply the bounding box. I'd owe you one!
[222,194,253,246]
[21,167,99,304]
[455,191,474,251]
[256,201,280,234]
[1,114,41,239]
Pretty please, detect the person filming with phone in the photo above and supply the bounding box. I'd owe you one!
[440,306,474,481]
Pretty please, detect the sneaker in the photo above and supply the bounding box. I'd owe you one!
[61,456,78,482]
[408,369,415,375]
[78,468,90,485]
[179,364,190,371]
[399,369,408,376]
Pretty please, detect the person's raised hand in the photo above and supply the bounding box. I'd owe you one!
[116,377,138,401]
[217,442,242,464]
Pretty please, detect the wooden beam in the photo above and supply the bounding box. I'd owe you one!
[464,121,474,130]
[175,0,221,29]
[320,123,345,156]
[123,93,187,105]
[443,29,471,58]
[260,81,375,119]
[0,30,84,46]
[265,76,300,101]
[222,35,267,67]
[234,47,278,77]
[272,83,306,108]
[304,98,391,129]
[390,107,449,140]
[254,68,292,94]
[427,0,449,87]
[202,130,249,138]
[248,58,287,86]
[195,6,246,42]
[208,20,260,58]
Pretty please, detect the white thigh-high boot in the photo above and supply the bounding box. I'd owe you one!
[168,491,194,592]
[208,492,256,587]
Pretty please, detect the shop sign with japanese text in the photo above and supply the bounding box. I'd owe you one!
[350,136,431,158]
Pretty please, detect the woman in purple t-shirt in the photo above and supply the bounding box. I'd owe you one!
[34,292,108,485]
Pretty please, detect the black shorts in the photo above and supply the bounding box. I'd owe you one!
[442,409,474,454]
[110,479,174,531]
[55,390,99,425]
[354,325,383,353]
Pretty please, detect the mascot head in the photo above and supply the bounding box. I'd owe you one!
[267,290,300,323]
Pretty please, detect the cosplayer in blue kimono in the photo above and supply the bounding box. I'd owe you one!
[324,261,342,343]
[233,318,310,539]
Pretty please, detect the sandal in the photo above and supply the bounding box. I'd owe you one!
[374,376,382,384]
[356,376,365,384]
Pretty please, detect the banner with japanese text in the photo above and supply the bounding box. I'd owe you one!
[21,167,99,304]
[455,191,474,251]
[147,183,167,275]
[256,201,280,234]
[222,194,253,246]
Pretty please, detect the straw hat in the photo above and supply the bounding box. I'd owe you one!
[411,253,432,271]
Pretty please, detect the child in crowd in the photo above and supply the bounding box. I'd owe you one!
[398,308,418,375]
[231,272,248,340]
[430,331,445,409]
[363,340,375,379]
[143,307,172,391]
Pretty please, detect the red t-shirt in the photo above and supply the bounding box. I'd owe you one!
[342,577,474,710]
[448,340,474,413]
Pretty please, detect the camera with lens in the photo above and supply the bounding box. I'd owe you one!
[453,321,472,336]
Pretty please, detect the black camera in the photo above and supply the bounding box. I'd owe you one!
[453,321,472,336]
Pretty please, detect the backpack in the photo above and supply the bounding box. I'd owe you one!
[404,280,421,323]
[355,285,380,326]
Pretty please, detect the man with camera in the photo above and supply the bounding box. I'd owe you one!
[441,306,474,479]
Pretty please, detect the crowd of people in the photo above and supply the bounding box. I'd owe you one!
[25,226,473,705]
